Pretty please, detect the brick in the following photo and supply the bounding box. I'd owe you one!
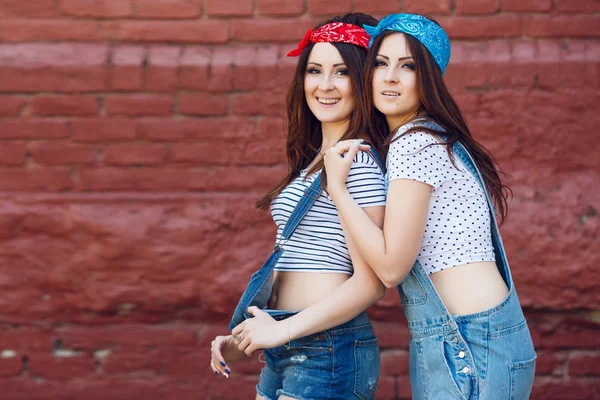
[0,168,70,191]
[31,95,99,117]
[0,330,56,352]
[570,354,600,376]
[404,0,452,14]
[535,351,562,375]
[307,0,352,16]
[103,350,170,374]
[232,92,285,116]
[104,144,168,165]
[0,96,26,116]
[439,16,522,39]
[0,120,69,139]
[503,0,552,12]
[0,66,108,92]
[60,0,133,17]
[0,143,27,166]
[105,95,173,117]
[380,350,409,375]
[531,380,594,400]
[231,19,315,42]
[354,0,401,15]
[30,143,97,166]
[136,118,255,141]
[455,0,500,15]
[206,0,253,16]
[524,16,600,38]
[171,142,235,164]
[179,93,229,116]
[101,20,229,43]
[29,354,94,381]
[0,0,57,17]
[0,43,109,68]
[0,353,22,377]
[258,0,304,16]
[109,45,145,90]
[0,19,100,42]
[557,0,600,12]
[179,47,210,90]
[71,118,137,142]
[134,0,201,18]
[145,46,180,92]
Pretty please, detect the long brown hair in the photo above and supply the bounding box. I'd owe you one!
[364,29,511,222]
[257,13,381,210]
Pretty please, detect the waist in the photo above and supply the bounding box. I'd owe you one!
[272,270,351,311]
[429,261,508,315]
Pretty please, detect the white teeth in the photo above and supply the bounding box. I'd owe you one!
[317,98,340,105]
[382,92,400,96]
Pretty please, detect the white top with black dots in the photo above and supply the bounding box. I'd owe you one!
[386,124,495,275]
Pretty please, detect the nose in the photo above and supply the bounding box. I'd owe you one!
[318,74,334,91]
[384,68,399,84]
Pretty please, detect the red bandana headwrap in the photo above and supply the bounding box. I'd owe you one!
[287,22,370,57]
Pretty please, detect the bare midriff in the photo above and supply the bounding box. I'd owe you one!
[271,270,351,311]
[429,261,509,316]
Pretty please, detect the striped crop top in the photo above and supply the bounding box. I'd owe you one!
[270,151,386,275]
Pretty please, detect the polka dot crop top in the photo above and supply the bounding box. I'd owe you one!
[387,124,495,275]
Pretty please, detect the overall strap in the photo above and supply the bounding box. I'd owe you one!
[367,147,387,174]
[279,175,322,243]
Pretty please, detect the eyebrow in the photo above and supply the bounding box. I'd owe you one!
[307,62,347,67]
[376,55,414,61]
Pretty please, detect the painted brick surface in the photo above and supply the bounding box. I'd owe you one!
[0,1,598,399]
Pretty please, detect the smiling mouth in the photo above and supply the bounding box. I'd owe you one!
[382,91,400,97]
[317,97,341,105]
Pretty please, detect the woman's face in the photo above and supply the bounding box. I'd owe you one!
[304,43,355,125]
[372,33,421,131]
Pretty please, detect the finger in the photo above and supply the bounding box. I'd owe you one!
[344,141,361,162]
[211,340,230,377]
[237,335,252,354]
[247,306,262,317]
[231,321,245,337]
[245,342,259,357]
[211,339,231,374]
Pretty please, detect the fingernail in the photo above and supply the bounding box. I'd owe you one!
[215,371,219,375]
[354,140,361,147]
[225,368,231,374]
[220,361,226,367]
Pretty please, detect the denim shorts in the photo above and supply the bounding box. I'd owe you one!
[256,311,380,400]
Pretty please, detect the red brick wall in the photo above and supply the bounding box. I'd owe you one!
[0,0,598,399]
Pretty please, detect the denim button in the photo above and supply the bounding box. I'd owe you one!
[459,351,465,359]
[273,245,280,252]
[453,336,459,344]
[462,366,470,374]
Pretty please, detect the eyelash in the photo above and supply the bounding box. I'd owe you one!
[375,60,416,70]
[306,68,348,75]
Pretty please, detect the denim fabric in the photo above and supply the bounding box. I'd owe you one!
[256,311,380,400]
[397,136,537,399]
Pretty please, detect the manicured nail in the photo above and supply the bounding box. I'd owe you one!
[220,361,226,367]
[215,371,219,375]
[354,140,361,147]
[225,368,231,374]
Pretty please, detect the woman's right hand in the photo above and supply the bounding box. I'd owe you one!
[210,334,247,378]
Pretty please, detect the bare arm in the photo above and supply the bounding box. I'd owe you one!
[324,142,432,288]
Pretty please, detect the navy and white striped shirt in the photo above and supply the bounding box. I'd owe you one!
[270,151,386,275]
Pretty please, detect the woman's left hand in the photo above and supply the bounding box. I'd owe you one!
[324,139,370,194]
[231,307,288,356]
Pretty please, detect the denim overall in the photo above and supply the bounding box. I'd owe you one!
[230,149,386,400]
[398,134,537,399]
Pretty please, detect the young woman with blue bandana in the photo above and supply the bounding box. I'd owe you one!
[324,13,537,400]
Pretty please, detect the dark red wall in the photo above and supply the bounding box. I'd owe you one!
[0,0,598,399]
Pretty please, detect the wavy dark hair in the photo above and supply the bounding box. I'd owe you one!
[256,13,381,210]
[364,28,511,222]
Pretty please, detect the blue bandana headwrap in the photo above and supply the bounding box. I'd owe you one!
[363,14,451,75]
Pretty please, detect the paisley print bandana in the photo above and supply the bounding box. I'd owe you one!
[287,22,370,57]
[363,13,451,75]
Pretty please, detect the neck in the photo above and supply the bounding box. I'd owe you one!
[320,119,349,153]
[387,111,418,134]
